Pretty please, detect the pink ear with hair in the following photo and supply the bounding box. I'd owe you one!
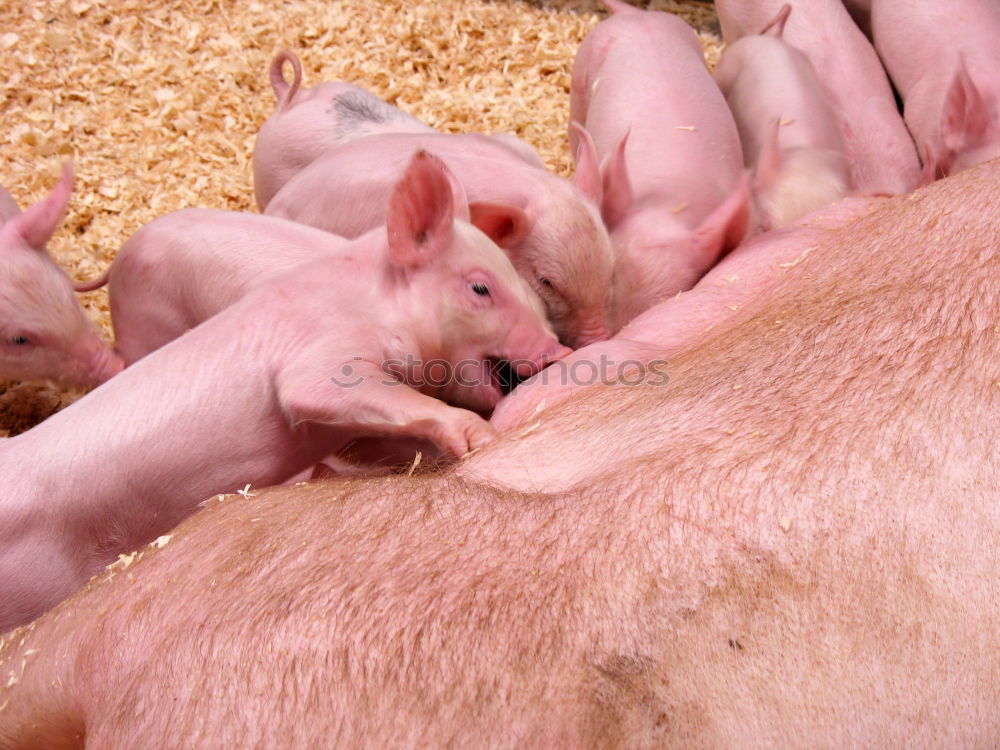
[8,162,73,253]
[386,150,455,267]
[571,121,603,208]
[941,54,989,157]
[600,130,634,230]
[468,202,533,253]
[692,174,752,264]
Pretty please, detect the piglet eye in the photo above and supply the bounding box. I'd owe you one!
[472,282,490,296]
[539,277,553,288]
[9,335,29,346]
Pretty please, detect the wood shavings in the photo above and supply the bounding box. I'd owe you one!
[0,0,721,433]
[406,451,422,476]
[778,246,816,269]
[2,647,39,698]
[519,420,542,438]
[112,552,136,570]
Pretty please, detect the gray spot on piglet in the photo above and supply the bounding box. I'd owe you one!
[330,91,406,138]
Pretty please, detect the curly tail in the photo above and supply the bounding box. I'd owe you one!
[269,49,303,110]
[74,268,109,293]
[600,0,640,14]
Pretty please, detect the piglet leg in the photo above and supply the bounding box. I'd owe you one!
[278,360,497,459]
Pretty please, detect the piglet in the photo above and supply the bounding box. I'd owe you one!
[0,184,20,226]
[253,50,543,209]
[871,0,1000,180]
[714,5,852,230]
[0,164,123,387]
[569,0,751,329]
[107,211,431,476]
[265,132,615,347]
[715,0,921,195]
[0,150,569,631]
[108,210,350,364]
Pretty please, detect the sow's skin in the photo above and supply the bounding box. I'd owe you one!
[871,0,1000,180]
[713,6,852,231]
[0,165,122,387]
[0,151,568,632]
[569,0,751,329]
[253,50,543,210]
[715,0,921,195]
[265,132,615,347]
[1,157,997,749]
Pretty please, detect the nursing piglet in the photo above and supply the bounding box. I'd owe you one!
[569,0,750,328]
[715,0,920,195]
[266,133,615,346]
[253,51,543,209]
[0,150,569,631]
[871,0,1000,180]
[0,165,122,387]
[714,6,851,230]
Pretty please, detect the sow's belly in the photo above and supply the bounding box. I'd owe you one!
[1,163,998,748]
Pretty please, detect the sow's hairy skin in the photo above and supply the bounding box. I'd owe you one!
[1,162,998,747]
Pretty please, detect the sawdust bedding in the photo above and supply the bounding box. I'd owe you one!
[0,0,720,436]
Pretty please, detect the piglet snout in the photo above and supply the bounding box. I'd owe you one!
[76,341,125,387]
[572,318,613,348]
[511,341,572,379]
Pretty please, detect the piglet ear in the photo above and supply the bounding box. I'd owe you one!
[468,201,532,252]
[941,53,989,155]
[386,150,455,268]
[571,121,603,207]
[919,142,942,184]
[8,162,73,253]
[760,3,790,37]
[692,174,751,264]
[600,130,633,230]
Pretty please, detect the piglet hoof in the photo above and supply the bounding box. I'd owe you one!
[428,409,497,458]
